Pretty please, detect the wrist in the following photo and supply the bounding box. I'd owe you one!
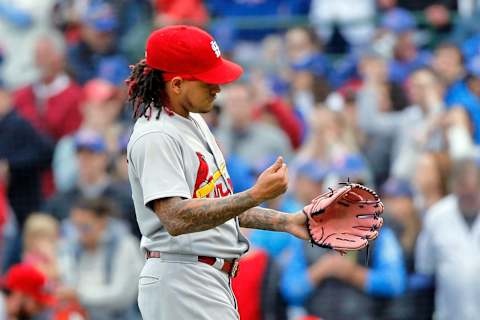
[284,213,300,233]
[247,187,265,205]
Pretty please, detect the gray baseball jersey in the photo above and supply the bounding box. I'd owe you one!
[127,109,249,259]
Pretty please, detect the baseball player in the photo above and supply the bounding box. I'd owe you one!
[126,25,382,320]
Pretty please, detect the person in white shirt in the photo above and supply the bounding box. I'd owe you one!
[416,157,480,320]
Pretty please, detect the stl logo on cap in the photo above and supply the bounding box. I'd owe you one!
[210,41,221,58]
[145,25,243,84]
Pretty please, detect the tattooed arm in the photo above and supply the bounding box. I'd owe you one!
[238,207,289,232]
[239,207,310,240]
[152,157,287,236]
[153,195,309,239]
[151,156,308,239]
[152,190,259,236]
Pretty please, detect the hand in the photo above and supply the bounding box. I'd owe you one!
[326,254,357,281]
[34,239,58,263]
[424,86,443,109]
[311,254,356,281]
[286,212,310,240]
[250,157,288,203]
[364,63,387,85]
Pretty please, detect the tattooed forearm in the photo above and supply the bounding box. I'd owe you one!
[152,191,259,236]
[238,207,289,232]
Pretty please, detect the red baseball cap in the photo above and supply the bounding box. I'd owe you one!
[3,263,56,306]
[145,25,243,84]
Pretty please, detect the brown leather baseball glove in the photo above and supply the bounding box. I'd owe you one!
[303,182,384,254]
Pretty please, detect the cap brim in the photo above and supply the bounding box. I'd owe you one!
[193,58,243,85]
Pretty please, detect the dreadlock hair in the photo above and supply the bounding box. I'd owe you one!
[126,59,167,120]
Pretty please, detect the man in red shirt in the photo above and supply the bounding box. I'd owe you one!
[14,32,83,142]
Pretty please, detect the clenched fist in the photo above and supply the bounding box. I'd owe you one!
[250,156,288,203]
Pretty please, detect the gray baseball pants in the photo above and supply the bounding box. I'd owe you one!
[137,253,239,320]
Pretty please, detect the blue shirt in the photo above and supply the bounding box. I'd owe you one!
[445,80,480,143]
[249,194,303,265]
[389,51,431,84]
[280,227,406,306]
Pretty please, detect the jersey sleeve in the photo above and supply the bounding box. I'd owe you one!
[130,132,192,205]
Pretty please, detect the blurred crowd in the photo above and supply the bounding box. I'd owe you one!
[0,0,480,319]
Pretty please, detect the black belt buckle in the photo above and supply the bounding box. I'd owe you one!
[230,259,240,278]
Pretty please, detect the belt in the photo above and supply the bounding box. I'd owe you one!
[145,251,240,278]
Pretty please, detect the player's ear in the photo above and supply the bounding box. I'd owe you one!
[169,77,184,95]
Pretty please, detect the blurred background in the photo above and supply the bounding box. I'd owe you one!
[0,0,480,319]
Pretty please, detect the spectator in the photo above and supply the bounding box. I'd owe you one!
[54,0,153,62]
[432,43,466,103]
[413,151,451,215]
[247,72,304,150]
[53,79,124,193]
[67,2,128,85]
[296,107,358,167]
[388,32,431,84]
[358,67,472,180]
[57,197,143,320]
[0,84,53,228]
[446,59,480,144]
[378,0,457,41]
[355,52,409,185]
[45,129,134,229]
[286,27,324,67]
[13,32,83,142]
[21,212,89,319]
[416,158,480,320]
[380,177,420,264]
[75,78,125,148]
[0,263,56,319]
[281,226,406,320]
[217,83,293,164]
[285,27,332,127]
[0,0,57,89]
[22,213,60,282]
[377,6,431,81]
[379,177,435,320]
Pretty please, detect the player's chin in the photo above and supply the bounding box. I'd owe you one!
[198,101,215,113]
